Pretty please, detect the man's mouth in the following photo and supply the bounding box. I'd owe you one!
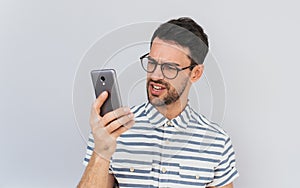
[149,81,167,96]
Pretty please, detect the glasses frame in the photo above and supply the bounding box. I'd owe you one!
[139,52,197,79]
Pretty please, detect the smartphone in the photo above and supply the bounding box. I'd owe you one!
[91,69,122,116]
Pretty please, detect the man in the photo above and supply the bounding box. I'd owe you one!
[78,17,239,188]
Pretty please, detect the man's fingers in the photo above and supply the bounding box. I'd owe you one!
[89,91,108,128]
[111,120,135,138]
[101,107,131,125]
[105,113,134,133]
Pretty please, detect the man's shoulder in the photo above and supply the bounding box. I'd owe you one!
[189,108,230,139]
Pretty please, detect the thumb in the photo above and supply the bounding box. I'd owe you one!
[94,91,108,116]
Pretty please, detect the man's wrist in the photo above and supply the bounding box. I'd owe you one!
[93,150,111,164]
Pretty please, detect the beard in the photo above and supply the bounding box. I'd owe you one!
[147,77,189,107]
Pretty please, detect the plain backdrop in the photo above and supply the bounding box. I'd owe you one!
[1,0,299,187]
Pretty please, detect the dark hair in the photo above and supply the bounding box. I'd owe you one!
[150,17,209,66]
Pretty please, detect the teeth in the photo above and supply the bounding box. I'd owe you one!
[153,85,162,90]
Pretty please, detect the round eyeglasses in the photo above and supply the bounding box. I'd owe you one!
[139,53,196,79]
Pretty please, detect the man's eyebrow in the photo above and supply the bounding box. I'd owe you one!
[168,62,180,66]
[148,56,180,66]
[147,56,156,61]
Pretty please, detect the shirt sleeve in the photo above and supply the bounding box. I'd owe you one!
[82,132,95,166]
[207,137,239,187]
[82,132,113,174]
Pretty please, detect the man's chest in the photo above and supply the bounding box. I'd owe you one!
[111,126,222,188]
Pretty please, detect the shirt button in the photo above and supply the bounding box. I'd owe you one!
[129,167,135,172]
[195,174,200,179]
[162,167,167,173]
[165,139,170,144]
[166,121,173,126]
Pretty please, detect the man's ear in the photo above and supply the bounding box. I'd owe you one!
[190,64,204,83]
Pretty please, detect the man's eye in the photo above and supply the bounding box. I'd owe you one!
[164,64,177,71]
[148,60,156,65]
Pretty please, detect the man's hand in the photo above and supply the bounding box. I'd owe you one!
[90,91,135,161]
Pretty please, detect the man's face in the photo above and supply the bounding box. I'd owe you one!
[147,37,192,107]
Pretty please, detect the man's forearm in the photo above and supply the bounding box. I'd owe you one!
[78,152,113,188]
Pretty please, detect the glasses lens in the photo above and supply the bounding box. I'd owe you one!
[141,57,156,73]
[162,64,178,79]
[140,55,180,79]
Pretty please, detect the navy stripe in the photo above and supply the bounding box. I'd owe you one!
[88,137,94,143]
[148,110,160,121]
[194,114,227,137]
[179,174,212,181]
[132,103,146,114]
[151,160,213,173]
[113,167,151,173]
[219,151,235,166]
[191,110,225,136]
[184,108,191,120]
[223,144,233,156]
[118,183,156,188]
[180,165,213,173]
[145,104,154,113]
[135,119,225,140]
[215,159,236,172]
[133,119,149,124]
[116,141,222,155]
[160,178,205,186]
[209,122,224,133]
[178,113,188,125]
[191,108,209,125]
[173,119,185,129]
[215,169,238,187]
[87,146,94,151]
[188,122,222,134]
[117,174,207,187]
[214,166,232,179]
[225,137,230,145]
[113,159,152,165]
[190,114,204,125]
[115,149,219,163]
[151,116,165,125]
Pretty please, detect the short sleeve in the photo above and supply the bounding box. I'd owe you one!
[82,132,113,174]
[82,132,95,166]
[207,137,239,187]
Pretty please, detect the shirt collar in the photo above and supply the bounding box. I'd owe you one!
[144,101,192,131]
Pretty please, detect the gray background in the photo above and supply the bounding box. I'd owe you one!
[1,0,299,187]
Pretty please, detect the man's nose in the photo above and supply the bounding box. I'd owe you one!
[150,65,164,80]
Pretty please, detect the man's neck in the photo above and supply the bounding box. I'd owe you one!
[153,98,188,120]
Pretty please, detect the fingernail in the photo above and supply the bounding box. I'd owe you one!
[101,91,108,96]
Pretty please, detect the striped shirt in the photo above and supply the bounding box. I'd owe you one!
[84,102,239,187]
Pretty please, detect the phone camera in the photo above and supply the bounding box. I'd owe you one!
[100,76,105,82]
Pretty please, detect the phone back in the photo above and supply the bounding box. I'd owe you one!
[91,69,122,116]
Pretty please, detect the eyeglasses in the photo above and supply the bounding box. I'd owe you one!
[140,53,196,79]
